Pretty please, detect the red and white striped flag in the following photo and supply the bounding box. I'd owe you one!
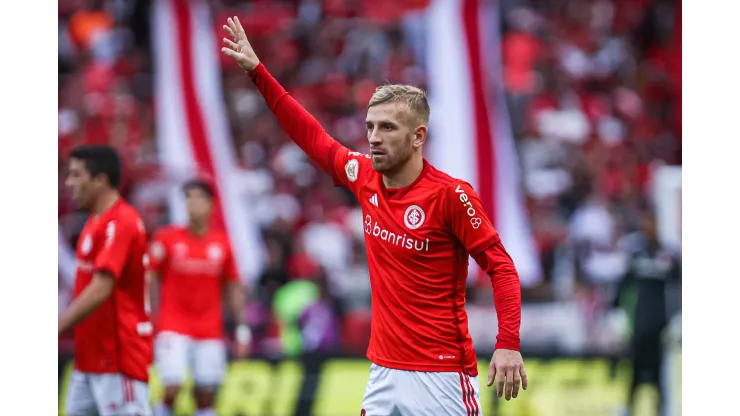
[152,0,265,283]
[427,0,542,286]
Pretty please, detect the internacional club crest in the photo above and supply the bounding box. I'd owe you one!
[207,243,223,262]
[403,205,426,230]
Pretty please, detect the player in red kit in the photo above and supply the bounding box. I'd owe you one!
[148,179,250,416]
[59,145,153,416]
[222,16,528,415]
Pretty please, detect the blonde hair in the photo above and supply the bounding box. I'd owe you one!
[368,84,430,126]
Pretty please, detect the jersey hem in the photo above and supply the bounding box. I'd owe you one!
[72,367,149,383]
[155,326,224,340]
[367,353,479,377]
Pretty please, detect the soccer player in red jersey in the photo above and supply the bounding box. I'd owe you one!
[148,178,249,416]
[222,16,528,415]
[59,145,153,416]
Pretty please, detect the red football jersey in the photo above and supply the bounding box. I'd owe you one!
[331,151,501,375]
[249,62,522,377]
[147,226,239,339]
[73,199,152,382]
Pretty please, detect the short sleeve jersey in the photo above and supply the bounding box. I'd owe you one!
[147,226,239,339]
[73,199,152,382]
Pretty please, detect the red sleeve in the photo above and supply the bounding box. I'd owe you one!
[472,243,522,351]
[147,230,168,274]
[249,63,348,182]
[330,147,375,193]
[222,241,239,283]
[444,181,500,255]
[445,181,521,351]
[94,217,136,280]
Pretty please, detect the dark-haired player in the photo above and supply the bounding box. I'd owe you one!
[59,144,152,415]
[148,179,249,416]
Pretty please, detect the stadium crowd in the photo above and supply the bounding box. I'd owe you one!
[58,0,681,358]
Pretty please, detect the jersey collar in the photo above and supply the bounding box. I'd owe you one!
[382,159,430,201]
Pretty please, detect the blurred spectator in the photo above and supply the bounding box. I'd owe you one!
[613,213,681,414]
[297,270,342,354]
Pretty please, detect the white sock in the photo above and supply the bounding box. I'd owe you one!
[154,403,173,416]
[195,408,217,416]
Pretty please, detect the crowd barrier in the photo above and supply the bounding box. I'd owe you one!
[58,350,680,416]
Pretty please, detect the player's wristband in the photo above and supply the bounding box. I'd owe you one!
[236,324,252,344]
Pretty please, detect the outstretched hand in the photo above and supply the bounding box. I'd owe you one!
[488,348,528,400]
[221,16,260,73]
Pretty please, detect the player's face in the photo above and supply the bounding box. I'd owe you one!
[186,187,212,221]
[65,158,100,210]
[366,103,425,175]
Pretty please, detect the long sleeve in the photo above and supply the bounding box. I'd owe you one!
[445,181,522,351]
[472,243,522,351]
[249,63,341,177]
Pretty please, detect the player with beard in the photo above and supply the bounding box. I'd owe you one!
[221,16,527,415]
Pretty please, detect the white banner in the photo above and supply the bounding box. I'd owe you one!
[653,165,682,254]
[427,0,541,286]
[152,0,265,283]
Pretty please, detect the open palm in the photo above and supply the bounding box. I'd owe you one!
[221,16,260,73]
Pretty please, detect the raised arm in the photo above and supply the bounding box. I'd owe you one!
[221,16,341,178]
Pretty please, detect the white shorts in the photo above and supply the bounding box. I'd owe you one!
[361,363,482,416]
[154,331,227,387]
[65,371,151,416]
